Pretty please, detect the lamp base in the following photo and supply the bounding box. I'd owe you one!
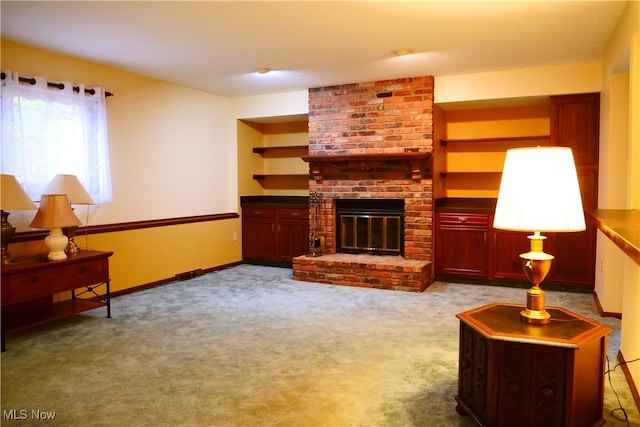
[1,250,15,265]
[45,227,69,260]
[1,211,16,264]
[520,284,551,324]
[519,232,554,325]
[63,226,80,253]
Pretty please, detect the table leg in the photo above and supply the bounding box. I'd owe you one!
[106,280,111,318]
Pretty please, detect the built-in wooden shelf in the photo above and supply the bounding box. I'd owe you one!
[440,171,502,178]
[440,135,550,146]
[252,174,309,190]
[253,174,308,180]
[253,145,308,157]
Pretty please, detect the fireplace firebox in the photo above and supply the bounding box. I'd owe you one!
[336,199,404,256]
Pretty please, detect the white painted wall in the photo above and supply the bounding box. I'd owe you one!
[599,0,640,398]
[434,62,601,104]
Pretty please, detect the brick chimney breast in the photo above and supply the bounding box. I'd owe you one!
[308,76,434,157]
[294,76,434,292]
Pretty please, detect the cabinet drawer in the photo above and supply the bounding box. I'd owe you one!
[3,273,54,302]
[51,259,109,292]
[438,213,489,227]
[243,207,276,218]
[277,208,307,221]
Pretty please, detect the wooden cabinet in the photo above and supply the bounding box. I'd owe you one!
[1,250,113,351]
[241,207,277,261]
[241,196,309,265]
[435,93,600,289]
[435,207,530,282]
[551,93,600,166]
[456,303,611,427]
[435,212,490,278]
[490,229,531,281]
[275,208,309,263]
[550,93,600,287]
[435,202,592,288]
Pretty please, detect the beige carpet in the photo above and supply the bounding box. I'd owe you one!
[1,264,638,426]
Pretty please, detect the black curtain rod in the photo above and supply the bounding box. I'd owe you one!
[0,72,113,97]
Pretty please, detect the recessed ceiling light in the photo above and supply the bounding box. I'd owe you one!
[391,48,414,56]
[255,67,272,74]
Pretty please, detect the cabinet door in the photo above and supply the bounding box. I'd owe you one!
[242,209,276,261]
[547,168,597,287]
[276,208,309,262]
[436,214,489,278]
[490,230,530,281]
[276,221,309,262]
[550,93,599,166]
[548,229,595,287]
[496,342,567,426]
[549,94,599,288]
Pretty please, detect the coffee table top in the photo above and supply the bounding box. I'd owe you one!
[457,302,612,348]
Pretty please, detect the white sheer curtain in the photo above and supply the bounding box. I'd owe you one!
[1,70,112,203]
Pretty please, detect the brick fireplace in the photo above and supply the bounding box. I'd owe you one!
[292,76,434,292]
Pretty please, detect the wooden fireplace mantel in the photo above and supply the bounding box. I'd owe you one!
[301,151,432,163]
[301,151,433,181]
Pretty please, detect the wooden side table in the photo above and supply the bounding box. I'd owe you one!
[456,302,611,427]
[1,250,113,351]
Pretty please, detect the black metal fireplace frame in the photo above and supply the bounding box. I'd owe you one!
[335,198,405,256]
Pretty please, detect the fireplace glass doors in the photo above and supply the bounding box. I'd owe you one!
[336,199,404,256]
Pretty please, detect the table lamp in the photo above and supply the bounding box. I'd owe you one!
[493,146,585,324]
[29,194,82,260]
[41,174,95,253]
[1,174,38,264]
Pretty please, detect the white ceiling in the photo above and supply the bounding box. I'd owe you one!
[1,1,628,98]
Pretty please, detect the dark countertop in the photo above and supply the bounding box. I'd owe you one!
[240,195,309,208]
[589,209,640,266]
[435,197,497,213]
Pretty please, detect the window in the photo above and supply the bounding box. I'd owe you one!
[1,70,112,203]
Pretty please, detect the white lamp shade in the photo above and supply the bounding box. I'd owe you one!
[1,174,37,210]
[493,146,586,232]
[42,174,95,205]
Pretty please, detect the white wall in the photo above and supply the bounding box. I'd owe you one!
[232,91,308,120]
[434,62,601,103]
[104,82,234,224]
[2,40,237,229]
[595,73,629,315]
[598,0,640,399]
